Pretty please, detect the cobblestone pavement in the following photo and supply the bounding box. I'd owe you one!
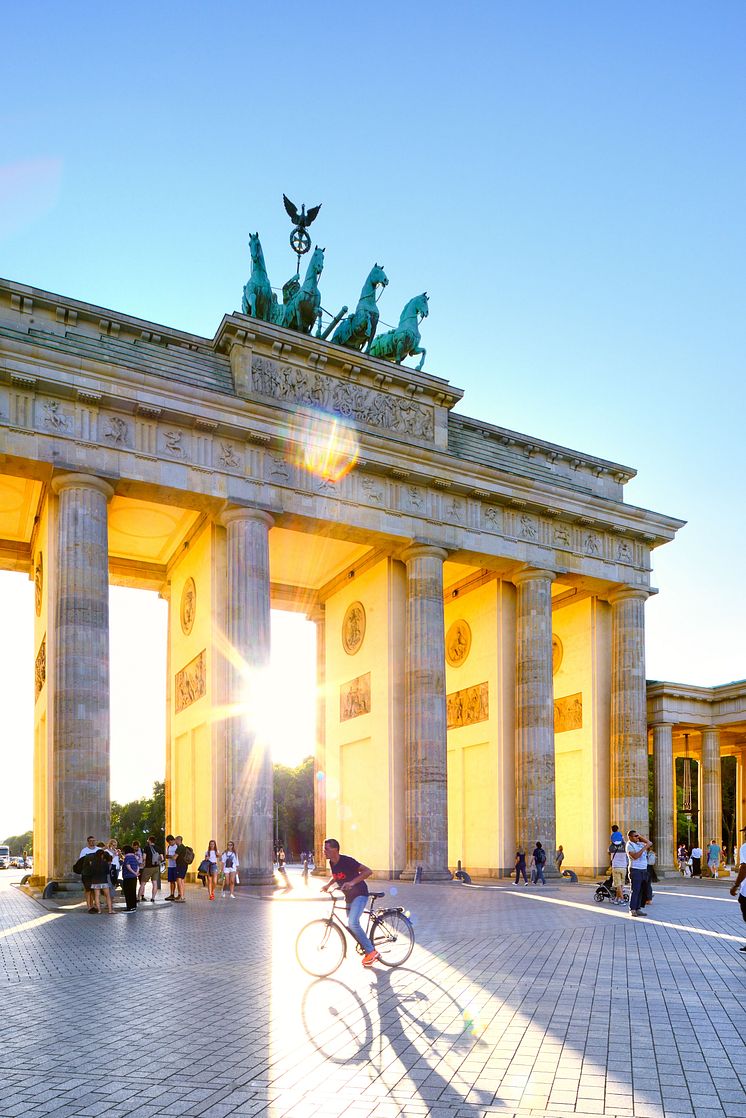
[1,870,746,1118]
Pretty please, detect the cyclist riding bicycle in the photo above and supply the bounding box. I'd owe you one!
[321,838,380,967]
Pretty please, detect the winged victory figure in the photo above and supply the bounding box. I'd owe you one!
[283,194,322,232]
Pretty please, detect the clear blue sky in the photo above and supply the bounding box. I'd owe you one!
[2,4,745,829]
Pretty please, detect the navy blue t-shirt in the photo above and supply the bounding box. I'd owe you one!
[330,854,368,902]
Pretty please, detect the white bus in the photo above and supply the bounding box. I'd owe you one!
[0,846,10,869]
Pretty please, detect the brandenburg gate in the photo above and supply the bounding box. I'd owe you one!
[0,272,684,884]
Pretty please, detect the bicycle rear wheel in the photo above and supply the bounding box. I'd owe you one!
[296,919,346,976]
[370,909,414,967]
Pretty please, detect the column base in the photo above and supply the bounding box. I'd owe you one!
[400,866,453,882]
[238,872,276,887]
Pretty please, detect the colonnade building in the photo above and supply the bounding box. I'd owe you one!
[0,276,685,884]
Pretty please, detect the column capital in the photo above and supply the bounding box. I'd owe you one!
[511,566,556,588]
[218,505,274,531]
[607,585,651,606]
[51,472,114,501]
[650,720,675,730]
[400,543,448,565]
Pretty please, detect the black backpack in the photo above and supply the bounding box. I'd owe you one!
[180,845,195,865]
[73,853,93,876]
[609,840,625,856]
[535,848,546,866]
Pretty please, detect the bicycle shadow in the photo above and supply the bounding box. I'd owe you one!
[301,965,500,1114]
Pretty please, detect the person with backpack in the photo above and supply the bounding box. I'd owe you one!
[609,828,628,903]
[120,845,140,912]
[77,835,99,913]
[173,835,193,902]
[532,842,547,885]
[221,841,239,897]
[89,843,114,915]
[139,835,162,903]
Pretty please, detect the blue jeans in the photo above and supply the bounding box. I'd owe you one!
[533,864,546,884]
[630,867,646,911]
[347,895,374,954]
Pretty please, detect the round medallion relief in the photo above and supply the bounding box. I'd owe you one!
[552,634,563,675]
[342,601,366,655]
[180,577,196,636]
[34,553,43,617]
[446,619,472,667]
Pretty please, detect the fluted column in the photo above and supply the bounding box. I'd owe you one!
[609,588,650,837]
[219,507,274,884]
[652,722,675,871]
[309,605,327,874]
[512,568,557,865]
[51,472,114,883]
[401,544,450,880]
[701,727,722,857]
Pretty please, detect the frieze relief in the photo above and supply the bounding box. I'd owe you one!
[251,356,434,441]
[175,650,206,713]
[554,692,582,733]
[447,682,489,729]
[34,636,46,701]
[340,672,371,722]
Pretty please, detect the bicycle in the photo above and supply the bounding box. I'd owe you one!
[295,890,415,976]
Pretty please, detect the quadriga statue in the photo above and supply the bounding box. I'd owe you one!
[369,292,429,371]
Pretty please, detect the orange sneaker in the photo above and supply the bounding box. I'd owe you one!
[362,951,380,967]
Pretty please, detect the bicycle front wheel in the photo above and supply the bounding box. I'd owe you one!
[370,909,414,967]
[296,919,346,976]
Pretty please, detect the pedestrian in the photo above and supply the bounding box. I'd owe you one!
[647,847,658,884]
[302,856,310,886]
[107,839,121,896]
[707,838,721,878]
[120,845,139,912]
[139,835,161,903]
[609,832,628,904]
[90,843,114,914]
[173,836,189,902]
[729,827,746,952]
[221,841,239,897]
[513,849,528,885]
[78,834,98,913]
[532,842,547,885]
[164,834,179,901]
[203,839,219,900]
[677,843,689,875]
[626,829,652,917]
[690,843,703,878]
[555,845,565,875]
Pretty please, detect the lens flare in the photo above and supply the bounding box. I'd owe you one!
[291,410,359,482]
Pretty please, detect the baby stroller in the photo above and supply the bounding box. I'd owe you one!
[594,873,629,905]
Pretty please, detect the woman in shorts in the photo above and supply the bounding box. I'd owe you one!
[221,842,239,897]
[204,839,220,900]
[90,844,114,914]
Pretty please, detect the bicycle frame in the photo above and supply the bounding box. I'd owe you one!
[325,890,409,952]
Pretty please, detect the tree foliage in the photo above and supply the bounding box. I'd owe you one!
[2,830,32,854]
[273,757,314,858]
[110,781,165,846]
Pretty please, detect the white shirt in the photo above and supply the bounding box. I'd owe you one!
[79,845,98,858]
[626,840,648,869]
[167,843,177,869]
[205,850,218,864]
[739,843,746,898]
[691,847,702,859]
[222,851,239,872]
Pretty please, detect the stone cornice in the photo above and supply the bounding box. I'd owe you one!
[647,678,746,727]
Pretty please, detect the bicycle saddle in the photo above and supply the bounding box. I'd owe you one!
[369,891,385,899]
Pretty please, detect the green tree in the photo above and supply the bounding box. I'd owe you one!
[110,781,165,846]
[2,829,32,855]
[273,757,314,859]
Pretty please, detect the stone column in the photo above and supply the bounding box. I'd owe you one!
[512,568,557,867]
[609,588,650,838]
[219,507,274,885]
[309,605,327,874]
[652,722,675,871]
[701,727,722,857]
[401,544,450,880]
[51,472,114,883]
